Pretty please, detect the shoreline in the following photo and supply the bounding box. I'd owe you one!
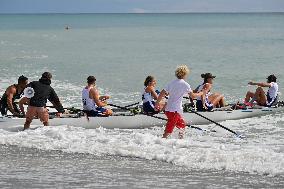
[0,144,283,188]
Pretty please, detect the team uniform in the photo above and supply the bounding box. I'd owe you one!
[266,82,279,107]
[82,87,107,116]
[163,79,192,134]
[195,83,213,111]
[142,89,159,114]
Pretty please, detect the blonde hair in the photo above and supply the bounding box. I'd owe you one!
[175,65,190,79]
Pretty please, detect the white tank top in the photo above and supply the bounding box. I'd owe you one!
[196,83,211,100]
[196,83,212,106]
[142,88,154,103]
[267,82,278,99]
[266,82,279,105]
[82,87,97,111]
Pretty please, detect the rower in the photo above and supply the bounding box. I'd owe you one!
[245,74,279,107]
[155,65,204,139]
[0,75,28,116]
[195,73,226,111]
[23,72,65,130]
[82,76,112,117]
[142,76,165,114]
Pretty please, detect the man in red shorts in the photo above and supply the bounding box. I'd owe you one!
[23,72,65,130]
[155,65,204,139]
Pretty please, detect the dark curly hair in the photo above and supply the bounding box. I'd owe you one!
[87,76,96,84]
[144,76,155,87]
[267,74,277,83]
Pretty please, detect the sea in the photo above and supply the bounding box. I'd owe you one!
[0,13,283,188]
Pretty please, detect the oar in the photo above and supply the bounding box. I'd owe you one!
[46,102,140,113]
[108,103,212,132]
[46,102,140,112]
[123,102,140,108]
[182,96,244,138]
[45,105,81,111]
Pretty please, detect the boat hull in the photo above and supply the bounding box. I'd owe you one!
[0,106,283,130]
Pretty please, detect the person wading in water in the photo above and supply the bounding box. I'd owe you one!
[23,72,65,130]
[155,65,204,139]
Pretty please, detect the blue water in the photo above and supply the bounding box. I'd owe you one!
[0,13,284,188]
[0,13,283,102]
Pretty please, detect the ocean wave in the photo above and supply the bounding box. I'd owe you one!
[0,40,6,45]
[13,54,48,60]
[0,40,22,46]
[0,114,283,176]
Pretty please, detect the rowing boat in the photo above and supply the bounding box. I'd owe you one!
[0,102,283,130]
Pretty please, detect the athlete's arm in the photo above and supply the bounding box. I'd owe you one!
[6,86,18,115]
[99,95,110,101]
[149,86,159,100]
[200,83,212,108]
[154,89,167,110]
[90,88,107,107]
[19,97,29,116]
[248,82,271,87]
[193,86,200,93]
[49,88,65,113]
[188,90,204,99]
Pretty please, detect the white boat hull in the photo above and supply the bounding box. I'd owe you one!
[0,106,283,130]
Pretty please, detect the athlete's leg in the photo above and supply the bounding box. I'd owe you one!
[163,111,177,138]
[209,93,224,107]
[254,87,267,106]
[97,107,113,116]
[39,107,49,126]
[175,114,186,139]
[245,91,255,103]
[219,95,226,107]
[24,106,36,130]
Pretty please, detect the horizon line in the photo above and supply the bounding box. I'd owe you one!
[0,11,284,15]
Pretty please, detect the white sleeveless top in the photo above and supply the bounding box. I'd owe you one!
[142,88,154,104]
[196,83,211,100]
[82,87,97,111]
[267,82,279,105]
[267,82,278,99]
[196,83,213,107]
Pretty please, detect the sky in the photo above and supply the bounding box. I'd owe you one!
[0,0,284,13]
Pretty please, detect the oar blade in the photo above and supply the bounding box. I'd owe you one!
[236,133,246,139]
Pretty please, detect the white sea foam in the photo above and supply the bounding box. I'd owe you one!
[0,114,283,176]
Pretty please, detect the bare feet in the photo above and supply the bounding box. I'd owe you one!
[178,129,185,139]
[162,132,171,138]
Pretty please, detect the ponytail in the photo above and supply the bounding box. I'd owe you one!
[201,74,208,83]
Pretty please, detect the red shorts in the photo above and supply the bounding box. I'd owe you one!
[26,106,49,123]
[164,111,186,133]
